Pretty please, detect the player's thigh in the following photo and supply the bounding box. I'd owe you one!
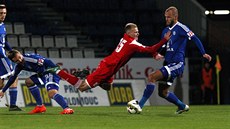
[148,70,164,82]
[10,77,18,88]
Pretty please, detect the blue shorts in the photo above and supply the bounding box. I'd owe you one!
[30,73,61,91]
[159,62,184,86]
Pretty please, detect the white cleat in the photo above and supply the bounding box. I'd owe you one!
[175,105,189,114]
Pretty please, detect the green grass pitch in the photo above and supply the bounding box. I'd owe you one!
[0,105,230,129]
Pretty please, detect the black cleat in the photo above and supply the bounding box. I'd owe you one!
[9,105,24,111]
[99,83,112,91]
[72,69,90,79]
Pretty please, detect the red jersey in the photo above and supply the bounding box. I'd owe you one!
[103,33,167,72]
[86,33,167,87]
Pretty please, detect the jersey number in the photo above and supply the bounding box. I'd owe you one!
[115,39,127,52]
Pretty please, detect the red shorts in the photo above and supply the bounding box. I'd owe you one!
[86,61,114,88]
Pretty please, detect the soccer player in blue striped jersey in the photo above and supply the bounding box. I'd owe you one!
[135,6,212,114]
[0,4,22,111]
[0,49,74,114]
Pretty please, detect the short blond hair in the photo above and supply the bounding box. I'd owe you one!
[125,23,137,33]
[165,6,178,17]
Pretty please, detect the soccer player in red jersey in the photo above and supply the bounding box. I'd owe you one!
[48,23,171,92]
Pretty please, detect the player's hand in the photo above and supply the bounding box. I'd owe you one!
[0,91,5,98]
[154,53,164,60]
[203,54,212,62]
[164,31,171,40]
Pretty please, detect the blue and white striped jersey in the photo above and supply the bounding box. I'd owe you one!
[2,53,57,92]
[161,22,205,64]
[13,53,57,75]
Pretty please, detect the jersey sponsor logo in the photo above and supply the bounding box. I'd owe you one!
[37,58,44,66]
[108,83,134,105]
[187,31,194,37]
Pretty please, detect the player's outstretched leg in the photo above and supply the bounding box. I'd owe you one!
[139,83,155,108]
[72,68,90,79]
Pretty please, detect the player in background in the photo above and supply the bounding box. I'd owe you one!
[0,4,22,111]
[131,6,212,114]
[0,50,74,114]
[47,23,171,93]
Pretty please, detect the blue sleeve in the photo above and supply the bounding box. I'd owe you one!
[44,58,57,68]
[4,42,12,51]
[2,65,21,92]
[191,35,206,55]
[2,75,17,92]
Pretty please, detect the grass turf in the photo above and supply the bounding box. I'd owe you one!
[0,105,230,129]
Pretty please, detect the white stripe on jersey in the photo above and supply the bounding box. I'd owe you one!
[178,22,190,32]
[24,57,38,63]
[130,40,146,48]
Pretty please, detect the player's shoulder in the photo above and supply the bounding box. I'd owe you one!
[177,22,190,32]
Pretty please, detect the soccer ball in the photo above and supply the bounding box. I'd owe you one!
[126,100,142,114]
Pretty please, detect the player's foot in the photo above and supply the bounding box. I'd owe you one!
[127,100,142,113]
[72,69,90,79]
[29,104,46,114]
[175,104,189,114]
[60,108,74,114]
[46,66,61,74]
[9,105,23,111]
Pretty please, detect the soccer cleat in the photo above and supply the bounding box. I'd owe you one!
[60,108,74,114]
[127,100,142,113]
[29,105,47,114]
[46,66,61,74]
[72,68,90,79]
[98,83,112,91]
[175,105,189,114]
[9,105,24,111]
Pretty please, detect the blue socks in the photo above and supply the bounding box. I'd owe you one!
[29,85,43,106]
[139,83,155,108]
[165,92,185,109]
[9,87,17,106]
[53,93,68,109]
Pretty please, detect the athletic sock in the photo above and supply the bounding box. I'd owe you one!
[9,87,17,106]
[139,83,155,108]
[57,70,80,85]
[53,93,68,109]
[29,85,43,106]
[165,92,185,109]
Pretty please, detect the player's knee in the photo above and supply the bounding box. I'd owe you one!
[0,80,4,89]
[158,88,168,98]
[48,89,58,98]
[148,74,157,83]
[78,82,91,92]
[25,78,34,87]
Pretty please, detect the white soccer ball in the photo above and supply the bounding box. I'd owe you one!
[126,100,142,114]
[127,106,138,114]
